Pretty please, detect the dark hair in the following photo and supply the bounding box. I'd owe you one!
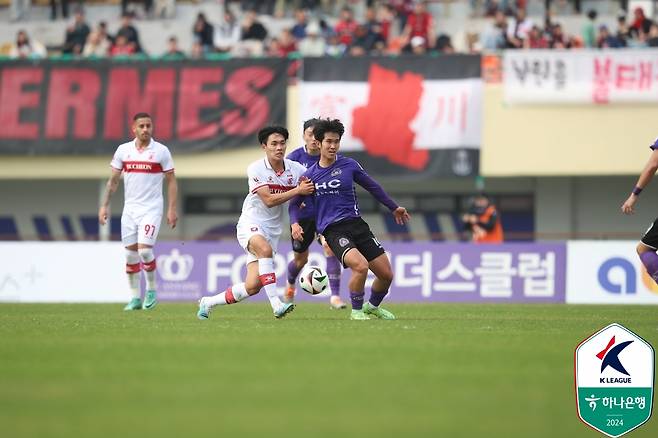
[587,9,597,20]
[258,125,289,145]
[133,112,151,121]
[313,118,345,142]
[303,118,320,132]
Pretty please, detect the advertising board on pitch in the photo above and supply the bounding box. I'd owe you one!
[567,241,658,304]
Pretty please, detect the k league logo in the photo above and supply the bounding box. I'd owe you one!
[157,249,194,281]
[597,336,633,379]
[575,323,654,437]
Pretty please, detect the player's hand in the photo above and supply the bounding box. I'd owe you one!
[167,209,178,229]
[291,223,304,241]
[297,179,314,196]
[320,235,335,257]
[98,206,108,225]
[621,195,637,215]
[393,207,410,225]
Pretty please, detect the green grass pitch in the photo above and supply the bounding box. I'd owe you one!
[0,303,656,438]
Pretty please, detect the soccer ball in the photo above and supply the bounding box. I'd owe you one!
[299,266,329,295]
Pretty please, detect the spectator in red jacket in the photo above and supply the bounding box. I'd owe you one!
[402,1,435,49]
[335,6,358,46]
[631,7,653,37]
[524,25,548,48]
[109,34,136,57]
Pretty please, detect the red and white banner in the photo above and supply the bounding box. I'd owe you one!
[298,56,482,177]
[299,78,482,151]
[504,49,658,104]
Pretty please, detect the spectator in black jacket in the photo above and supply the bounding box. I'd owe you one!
[62,9,90,54]
[116,12,143,53]
[193,13,215,51]
[241,10,268,41]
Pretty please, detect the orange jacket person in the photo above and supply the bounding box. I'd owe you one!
[462,195,504,243]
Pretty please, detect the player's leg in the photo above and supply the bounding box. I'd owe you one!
[285,219,315,303]
[121,212,142,310]
[198,261,259,319]
[248,234,294,318]
[322,237,346,309]
[323,220,369,319]
[342,249,371,320]
[637,218,658,284]
[285,250,308,302]
[350,218,394,319]
[136,213,162,310]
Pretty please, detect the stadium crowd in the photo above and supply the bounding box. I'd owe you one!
[4,0,658,59]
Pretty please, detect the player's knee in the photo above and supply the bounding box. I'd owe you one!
[351,259,369,276]
[378,268,394,285]
[245,281,262,295]
[125,249,141,273]
[138,248,156,271]
[250,240,273,258]
[637,243,652,255]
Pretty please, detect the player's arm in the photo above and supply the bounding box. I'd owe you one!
[353,164,410,225]
[98,168,122,225]
[165,171,178,229]
[288,195,305,241]
[622,148,658,214]
[255,179,314,208]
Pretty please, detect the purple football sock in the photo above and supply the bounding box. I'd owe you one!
[369,288,388,307]
[287,260,303,285]
[326,256,341,296]
[350,291,364,310]
[640,251,658,279]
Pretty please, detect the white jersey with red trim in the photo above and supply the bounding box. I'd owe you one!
[238,158,306,238]
[110,138,175,215]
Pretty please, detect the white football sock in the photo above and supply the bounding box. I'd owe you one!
[139,248,157,291]
[125,250,141,299]
[258,258,283,311]
[206,283,249,307]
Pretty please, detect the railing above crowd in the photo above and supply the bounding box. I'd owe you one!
[1,0,655,61]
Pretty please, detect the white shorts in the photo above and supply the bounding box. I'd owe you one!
[121,209,162,247]
[236,221,279,265]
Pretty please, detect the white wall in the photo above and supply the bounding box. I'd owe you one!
[533,176,657,240]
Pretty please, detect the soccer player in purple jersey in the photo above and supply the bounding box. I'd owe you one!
[290,118,410,320]
[621,137,658,284]
[285,118,347,309]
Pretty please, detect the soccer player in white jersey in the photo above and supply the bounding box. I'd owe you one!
[98,112,178,311]
[197,125,314,319]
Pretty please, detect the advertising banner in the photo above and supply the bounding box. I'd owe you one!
[567,241,658,304]
[155,241,565,303]
[504,49,658,104]
[0,241,565,303]
[299,56,482,177]
[0,58,288,155]
[0,242,130,302]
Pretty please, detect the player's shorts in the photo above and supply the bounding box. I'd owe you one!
[291,217,317,253]
[641,218,658,249]
[236,221,279,265]
[322,217,385,268]
[121,209,162,247]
